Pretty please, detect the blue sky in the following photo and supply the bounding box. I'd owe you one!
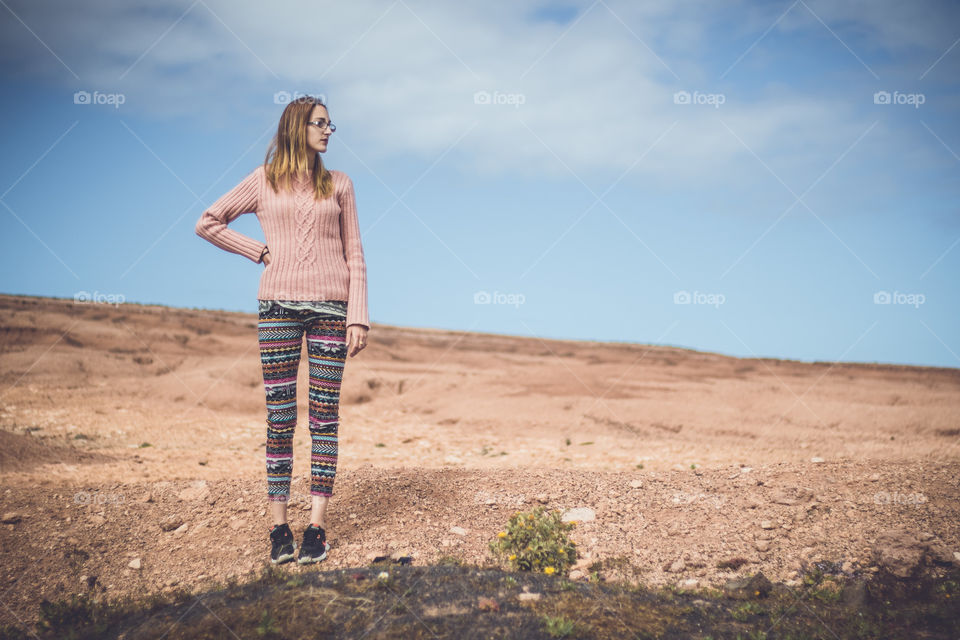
[0,0,958,368]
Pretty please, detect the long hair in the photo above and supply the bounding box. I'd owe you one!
[264,95,335,200]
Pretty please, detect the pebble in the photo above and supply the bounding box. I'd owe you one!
[517,592,541,601]
[450,526,468,536]
[810,457,825,463]
[760,520,774,529]
[128,558,141,570]
[562,507,595,523]
[755,540,770,552]
[1,512,22,524]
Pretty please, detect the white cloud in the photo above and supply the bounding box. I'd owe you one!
[0,0,955,186]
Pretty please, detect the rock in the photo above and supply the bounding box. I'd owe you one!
[160,515,184,532]
[477,596,499,612]
[770,490,796,506]
[1,512,22,524]
[723,572,772,599]
[842,579,868,609]
[679,578,699,590]
[138,491,154,503]
[517,592,541,601]
[128,558,142,570]
[667,559,685,573]
[569,569,584,580]
[450,526,468,536]
[924,541,955,565]
[755,540,770,552]
[810,457,825,463]
[88,514,106,527]
[178,481,209,502]
[868,473,880,482]
[872,529,925,578]
[760,520,774,529]
[173,523,188,535]
[535,493,549,504]
[562,507,595,523]
[629,480,643,489]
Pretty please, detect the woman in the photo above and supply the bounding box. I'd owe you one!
[195,95,369,565]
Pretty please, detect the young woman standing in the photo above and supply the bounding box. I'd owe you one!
[195,95,369,564]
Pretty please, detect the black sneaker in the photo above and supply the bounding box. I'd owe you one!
[297,525,330,564]
[269,523,296,564]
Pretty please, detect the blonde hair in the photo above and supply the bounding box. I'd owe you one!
[264,95,334,200]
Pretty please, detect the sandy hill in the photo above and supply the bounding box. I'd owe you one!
[1,292,958,628]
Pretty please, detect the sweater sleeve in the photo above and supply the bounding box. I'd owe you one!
[337,172,370,330]
[194,167,267,264]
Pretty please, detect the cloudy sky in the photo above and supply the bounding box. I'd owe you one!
[1,0,958,367]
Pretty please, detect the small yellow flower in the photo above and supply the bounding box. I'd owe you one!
[544,567,556,575]
[754,590,760,596]
[497,531,507,538]
[508,554,516,561]
[569,520,577,526]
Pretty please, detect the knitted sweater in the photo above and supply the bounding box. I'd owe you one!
[195,166,369,329]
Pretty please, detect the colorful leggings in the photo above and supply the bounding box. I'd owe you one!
[258,301,348,501]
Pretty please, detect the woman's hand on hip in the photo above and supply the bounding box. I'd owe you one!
[347,324,368,357]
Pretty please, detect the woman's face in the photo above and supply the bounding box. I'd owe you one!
[306,104,331,155]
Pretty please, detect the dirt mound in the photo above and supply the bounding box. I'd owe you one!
[0,292,958,632]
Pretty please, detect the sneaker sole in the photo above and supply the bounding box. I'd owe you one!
[297,541,330,564]
[271,542,297,565]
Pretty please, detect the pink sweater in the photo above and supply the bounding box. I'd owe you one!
[195,166,369,329]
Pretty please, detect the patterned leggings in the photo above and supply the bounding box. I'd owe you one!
[258,301,348,501]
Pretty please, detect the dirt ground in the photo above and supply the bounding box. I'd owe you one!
[1,292,958,629]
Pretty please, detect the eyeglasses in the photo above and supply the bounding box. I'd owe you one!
[307,119,336,132]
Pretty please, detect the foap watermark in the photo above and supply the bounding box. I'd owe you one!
[673,90,725,109]
[873,90,925,109]
[474,290,526,308]
[873,490,927,507]
[274,90,327,105]
[873,290,925,308]
[473,90,526,109]
[74,491,125,506]
[74,290,125,307]
[73,90,125,109]
[674,290,726,308]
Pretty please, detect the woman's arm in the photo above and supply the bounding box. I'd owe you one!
[338,172,370,330]
[195,167,267,263]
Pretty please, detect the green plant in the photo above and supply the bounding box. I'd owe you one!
[489,506,578,574]
[542,614,576,637]
[256,609,279,636]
